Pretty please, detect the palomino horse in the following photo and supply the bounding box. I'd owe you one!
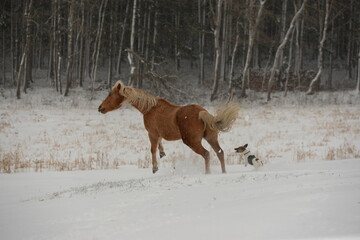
[98,80,239,174]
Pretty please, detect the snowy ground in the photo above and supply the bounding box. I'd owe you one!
[1,88,360,239]
[1,88,360,172]
[1,161,360,240]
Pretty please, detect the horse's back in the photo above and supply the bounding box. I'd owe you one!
[176,104,206,120]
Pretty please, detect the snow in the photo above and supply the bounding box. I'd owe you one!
[1,88,360,239]
[1,89,360,172]
[1,161,360,240]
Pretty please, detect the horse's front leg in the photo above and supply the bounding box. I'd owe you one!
[149,134,159,173]
[158,138,166,158]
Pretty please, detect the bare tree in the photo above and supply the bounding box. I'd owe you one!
[174,11,180,72]
[228,19,241,96]
[2,24,5,85]
[116,0,130,76]
[279,0,288,77]
[151,1,158,72]
[16,0,33,99]
[347,0,354,80]
[64,0,75,96]
[198,0,206,86]
[240,0,266,98]
[293,0,302,88]
[210,0,224,101]
[107,3,114,89]
[90,0,108,95]
[327,21,334,90]
[307,0,330,95]
[284,27,295,96]
[267,0,307,101]
[78,0,85,87]
[128,0,137,85]
[356,46,360,93]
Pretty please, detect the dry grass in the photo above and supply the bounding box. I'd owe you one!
[0,150,127,173]
[325,142,360,161]
[1,105,359,173]
[294,148,317,162]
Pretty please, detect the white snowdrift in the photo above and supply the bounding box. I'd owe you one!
[1,160,360,240]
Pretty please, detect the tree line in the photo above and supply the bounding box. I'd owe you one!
[0,0,359,101]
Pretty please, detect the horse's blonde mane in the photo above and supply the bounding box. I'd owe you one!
[113,80,158,113]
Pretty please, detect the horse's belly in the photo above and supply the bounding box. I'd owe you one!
[159,127,181,141]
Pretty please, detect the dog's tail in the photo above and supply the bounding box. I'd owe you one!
[199,103,240,132]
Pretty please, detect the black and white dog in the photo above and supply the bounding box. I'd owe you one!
[235,144,263,168]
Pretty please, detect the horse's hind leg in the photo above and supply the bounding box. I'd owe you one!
[158,138,166,158]
[183,140,210,174]
[205,134,226,173]
[149,134,159,173]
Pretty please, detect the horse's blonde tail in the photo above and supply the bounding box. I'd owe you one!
[199,103,240,132]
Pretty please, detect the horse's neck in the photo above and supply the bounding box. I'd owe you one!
[124,88,158,114]
[130,101,151,114]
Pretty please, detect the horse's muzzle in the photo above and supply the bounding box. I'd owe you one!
[98,105,105,113]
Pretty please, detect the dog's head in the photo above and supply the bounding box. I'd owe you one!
[234,144,248,153]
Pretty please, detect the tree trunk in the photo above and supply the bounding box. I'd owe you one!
[293,0,302,89]
[347,0,353,79]
[56,0,62,93]
[10,0,15,85]
[261,45,274,91]
[84,11,91,82]
[16,0,33,99]
[107,3,114,89]
[52,0,58,90]
[136,0,143,88]
[78,0,85,87]
[279,0,288,72]
[145,5,151,62]
[220,0,228,83]
[284,28,295,96]
[356,45,360,93]
[2,29,5,85]
[327,21,334,90]
[151,2,158,72]
[24,48,32,92]
[91,0,108,95]
[307,0,330,95]
[47,22,53,85]
[267,0,307,101]
[64,0,75,96]
[198,0,205,86]
[210,0,223,101]
[228,20,240,96]
[37,38,42,70]
[174,11,180,72]
[116,0,130,76]
[240,0,266,98]
[128,0,137,85]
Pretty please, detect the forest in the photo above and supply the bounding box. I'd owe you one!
[0,0,359,102]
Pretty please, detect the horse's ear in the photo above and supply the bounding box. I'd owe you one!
[117,82,122,90]
[244,144,248,148]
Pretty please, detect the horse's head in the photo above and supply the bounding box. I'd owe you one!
[98,81,126,114]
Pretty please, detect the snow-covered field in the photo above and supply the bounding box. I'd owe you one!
[1,161,360,239]
[1,88,360,239]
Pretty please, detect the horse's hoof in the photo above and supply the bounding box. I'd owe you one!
[159,152,166,158]
[152,168,158,174]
